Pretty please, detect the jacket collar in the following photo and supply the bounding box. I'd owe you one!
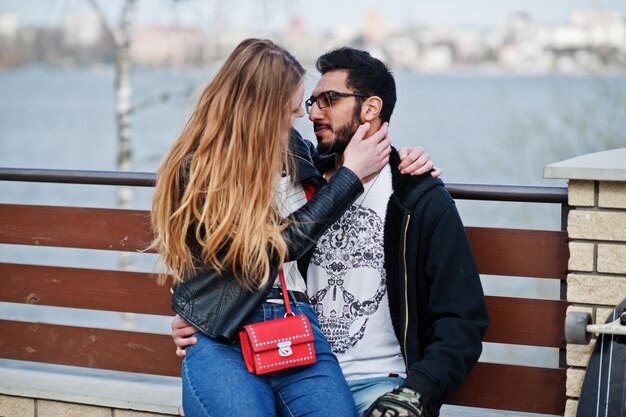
[389,147,444,208]
[289,129,325,185]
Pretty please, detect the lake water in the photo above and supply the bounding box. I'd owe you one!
[1,66,625,416]
[3,65,624,269]
[3,66,625,214]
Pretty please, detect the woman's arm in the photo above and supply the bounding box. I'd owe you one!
[283,122,390,261]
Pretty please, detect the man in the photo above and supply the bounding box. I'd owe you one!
[173,47,488,417]
[298,47,488,417]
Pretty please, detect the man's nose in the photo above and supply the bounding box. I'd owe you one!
[308,103,323,121]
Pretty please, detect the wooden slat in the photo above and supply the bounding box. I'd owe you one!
[467,226,568,279]
[1,262,568,347]
[1,206,569,282]
[447,362,566,416]
[0,263,172,315]
[0,319,181,376]
[0,204,154,252]
[483,296,568,348]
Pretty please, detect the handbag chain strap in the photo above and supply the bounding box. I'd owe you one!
[277,181,314,318]
[278,269,295,317]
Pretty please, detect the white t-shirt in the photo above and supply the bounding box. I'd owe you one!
[274,175,307,292]
[306,165,406,380]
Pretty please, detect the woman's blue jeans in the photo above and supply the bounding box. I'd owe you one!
[182,301,358,417]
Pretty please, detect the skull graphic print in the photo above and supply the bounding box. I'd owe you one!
[309,204,387,354]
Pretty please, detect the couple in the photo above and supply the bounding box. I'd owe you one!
[152,39,488,417]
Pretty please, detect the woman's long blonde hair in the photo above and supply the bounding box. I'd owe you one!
[151,39,305,289]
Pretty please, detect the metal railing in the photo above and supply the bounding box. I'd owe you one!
[0,167,568,204]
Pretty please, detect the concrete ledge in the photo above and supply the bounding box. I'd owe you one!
[544,148,626,181]
[0,359,182,415]
[0,359,562,417]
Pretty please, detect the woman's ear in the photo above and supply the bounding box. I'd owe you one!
[360,96,383,122]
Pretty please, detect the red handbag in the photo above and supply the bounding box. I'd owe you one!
[239,270,316,374]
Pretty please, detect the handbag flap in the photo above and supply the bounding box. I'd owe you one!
[242,314,313,353]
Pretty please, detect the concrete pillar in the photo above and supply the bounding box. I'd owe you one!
[544,148,626,417]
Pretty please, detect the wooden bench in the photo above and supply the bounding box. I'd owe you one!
[0,181,569,415]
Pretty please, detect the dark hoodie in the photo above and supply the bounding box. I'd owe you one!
[301,146,489,417]
[383,148,489,416]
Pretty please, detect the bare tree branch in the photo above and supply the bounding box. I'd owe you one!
[85,0,122,45]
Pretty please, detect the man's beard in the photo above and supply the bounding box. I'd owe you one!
[316,110,362,155]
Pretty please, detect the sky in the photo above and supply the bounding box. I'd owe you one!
[2,0,626,33]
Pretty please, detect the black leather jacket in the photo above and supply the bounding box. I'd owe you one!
[172,132,363,342]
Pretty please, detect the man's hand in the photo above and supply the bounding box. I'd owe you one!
[171,314,198,357]
[364,386,424,417]
[343,122,391,180]
[397,147,442,177]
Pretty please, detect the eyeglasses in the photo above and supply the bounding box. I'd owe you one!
[305,90,369,114]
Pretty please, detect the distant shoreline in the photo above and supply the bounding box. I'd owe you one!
[3,61,626,78]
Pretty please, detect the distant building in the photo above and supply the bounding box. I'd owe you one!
[287,17,305,40]
[333,23,359,43]
[0,14,19,41]
[418,43,453,72]
[570,9,626,50]
[62,14,102,48]
[546,10,626,50]
[364,10,386,44]
[386,36,419,70]
[131,24,204,66]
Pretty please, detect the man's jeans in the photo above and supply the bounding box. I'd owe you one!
[349,376,405,416]
[182,301,358,417]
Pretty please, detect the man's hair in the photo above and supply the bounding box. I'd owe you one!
[316,47,396,123]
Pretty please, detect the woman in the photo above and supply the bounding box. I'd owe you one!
[151,38,392,417]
